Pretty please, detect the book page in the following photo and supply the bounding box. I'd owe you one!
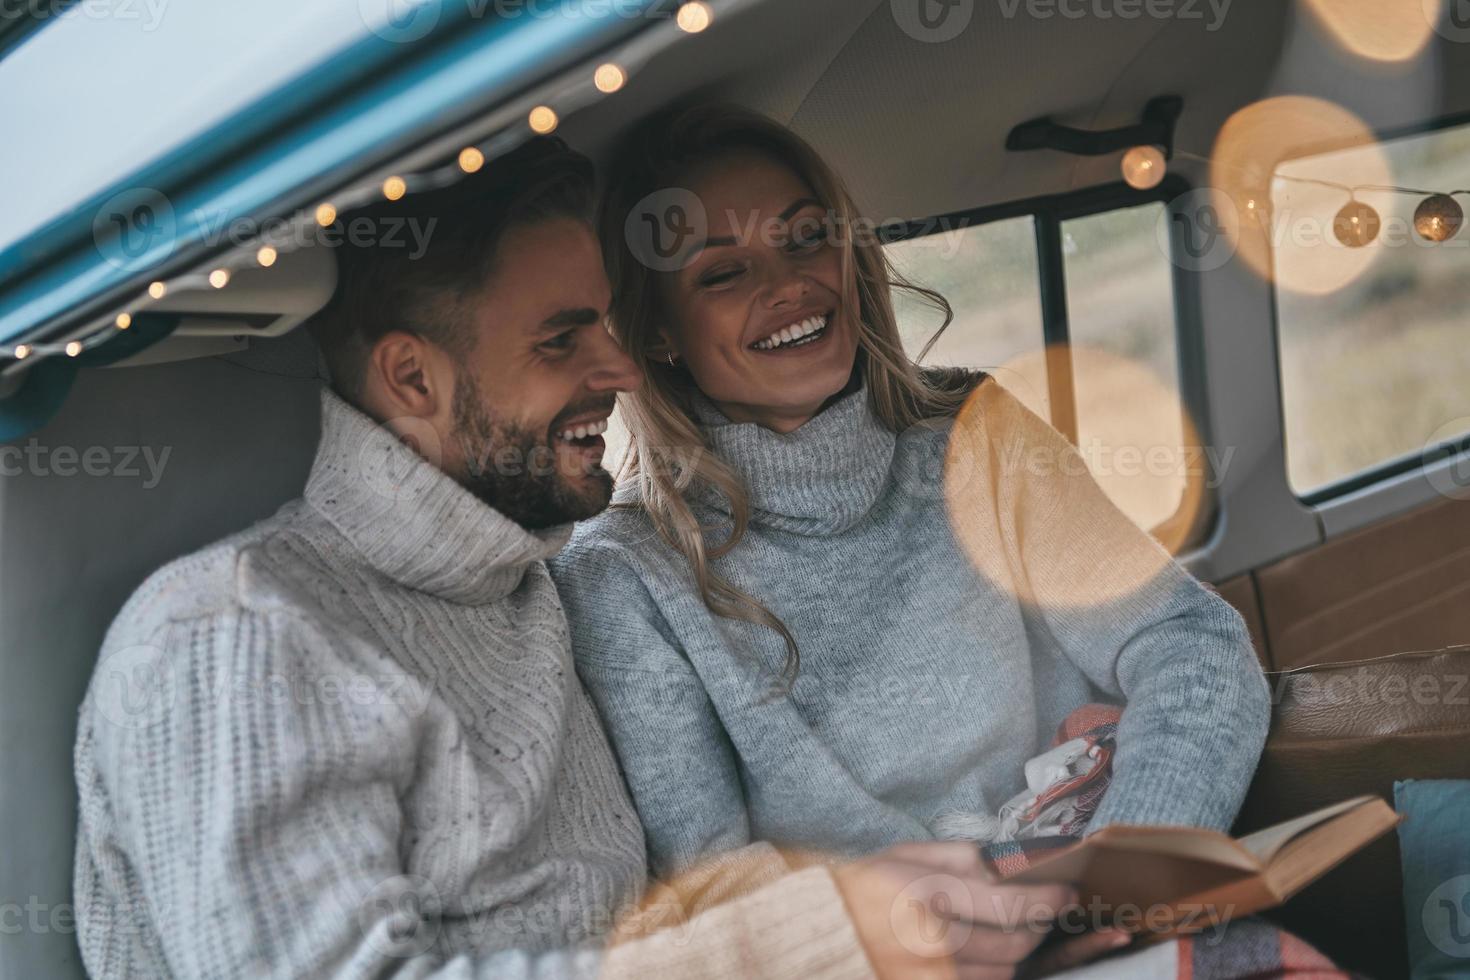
[1236,795,1377,863]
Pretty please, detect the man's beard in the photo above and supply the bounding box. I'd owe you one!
[451,370,615,531]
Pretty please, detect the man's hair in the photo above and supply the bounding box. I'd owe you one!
[308,136,595,404]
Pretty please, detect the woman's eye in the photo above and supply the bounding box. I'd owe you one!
[787,225,830,251]
[540,331,576,353]
[698,265,743,288]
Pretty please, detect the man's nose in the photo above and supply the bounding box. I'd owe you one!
[584,327,643,394]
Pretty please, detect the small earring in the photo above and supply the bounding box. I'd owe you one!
[667,352,677,367]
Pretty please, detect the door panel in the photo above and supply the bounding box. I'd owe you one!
[1253,496,1470,670]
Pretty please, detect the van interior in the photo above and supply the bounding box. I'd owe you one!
[3,2,1469,977]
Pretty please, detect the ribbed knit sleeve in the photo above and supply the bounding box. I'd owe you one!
[552,540,758,879]
[949,381,1271,833]
[76,581,865,980]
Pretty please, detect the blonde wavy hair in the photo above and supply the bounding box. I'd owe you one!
[599,104,980,682]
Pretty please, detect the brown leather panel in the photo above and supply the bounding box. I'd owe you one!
[1255,497,1470,670]
[1234,646,1470,979]
[1213,573,1270,668]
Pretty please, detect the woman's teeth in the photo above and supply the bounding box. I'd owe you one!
[751,314,829,351]
[557,418,610,442]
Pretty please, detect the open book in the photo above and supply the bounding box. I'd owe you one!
[1000,796,1399,938]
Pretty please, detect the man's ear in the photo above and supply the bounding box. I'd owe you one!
[363,330,454,421]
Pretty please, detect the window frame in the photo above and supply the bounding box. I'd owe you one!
[1268,109,1470,508]
[883,174,1216,546]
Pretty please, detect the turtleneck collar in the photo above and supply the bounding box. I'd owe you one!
[692,380,897,536]
[304,387,571,604]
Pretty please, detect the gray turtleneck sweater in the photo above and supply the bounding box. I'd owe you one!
[552,379,1270,879]
[72,388,873,979]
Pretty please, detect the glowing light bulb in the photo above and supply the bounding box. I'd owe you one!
[1121,146,1166,190]
[257,246,278,267]
[1333,199,1381,248]
[528,106,558,134]
[14,345,31,360]
[459,147,485,174]
[383,176,407,201]
[148,281,167,299]
[66,341,82,357]
[677,1,712,33]
[594,63,626,93]
[209,269,230,289]
[316,203,338,227]
[115,313,132,330]
[1413,193,1463,243]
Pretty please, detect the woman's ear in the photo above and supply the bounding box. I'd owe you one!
[644,328,681,365]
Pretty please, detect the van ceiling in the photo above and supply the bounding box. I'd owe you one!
[567,0,1470,221]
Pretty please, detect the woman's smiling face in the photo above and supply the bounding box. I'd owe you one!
[655,150,860,433]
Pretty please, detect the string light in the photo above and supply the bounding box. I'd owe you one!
[528,106,558,134]
[315,203,338,227]
[209,269,231,289]
[14,345,31,360]
[383,176,407,201]
[677,1,712,33]
[115,313,132,330]
[459,147,485,174]
[1413,193,1463,242]
[256,246,278,267]
[1333,198,1381,248]
[594,63,627,93]
[1121,146,1166,190]
[65,341,82,357]
[148,281,167,300]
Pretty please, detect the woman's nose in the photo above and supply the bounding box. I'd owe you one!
[761,260,809,309]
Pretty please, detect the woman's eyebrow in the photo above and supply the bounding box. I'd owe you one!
[681,197,825,264]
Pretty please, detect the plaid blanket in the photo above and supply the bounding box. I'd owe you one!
[979,705,1349,980]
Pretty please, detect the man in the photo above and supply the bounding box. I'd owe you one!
[73,138,1108,978]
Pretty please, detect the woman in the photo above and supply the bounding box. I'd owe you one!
[550,104,1270,880]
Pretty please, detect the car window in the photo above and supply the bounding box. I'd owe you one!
[1274,121,1470,495]
[887,201,1194,542]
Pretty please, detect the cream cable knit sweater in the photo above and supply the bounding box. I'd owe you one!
[72,387,873,980]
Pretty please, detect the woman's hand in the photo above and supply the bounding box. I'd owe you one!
[831,841,1129,980]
